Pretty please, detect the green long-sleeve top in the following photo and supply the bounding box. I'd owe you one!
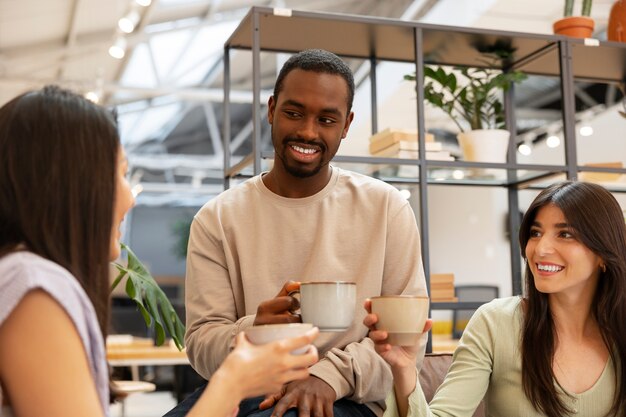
[384,297,617,417]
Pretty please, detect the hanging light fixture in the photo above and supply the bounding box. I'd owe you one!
[546,135,561,148]
[84,91,100,103]
[517,142,532,156]
[118,10,140,34]
[108,36,127,59]
[579,125,594,137]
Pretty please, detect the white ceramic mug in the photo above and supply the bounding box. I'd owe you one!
[244,323,314,354]
[293,281,356,332]
[370,295,429,346]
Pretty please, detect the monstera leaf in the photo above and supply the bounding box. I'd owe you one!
[111,243,185,350]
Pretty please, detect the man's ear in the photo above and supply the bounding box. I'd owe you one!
[341,111,355,139]
[267,96,276,124]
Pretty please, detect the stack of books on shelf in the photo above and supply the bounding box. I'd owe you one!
[368,128,454,161]
[579,161,624,183]
[430,273,458,302]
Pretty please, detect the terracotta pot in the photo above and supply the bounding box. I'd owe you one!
[609,1,626,42]
[553,16,595,38]
[457,129,510,163]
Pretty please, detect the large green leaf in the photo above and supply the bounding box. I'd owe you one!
[111,243,186,350]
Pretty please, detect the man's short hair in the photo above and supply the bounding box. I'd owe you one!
[273,49,355,112]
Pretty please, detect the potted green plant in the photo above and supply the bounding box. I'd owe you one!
[111,243,186,350]
[405,49,526,163]
[554,0,594,38]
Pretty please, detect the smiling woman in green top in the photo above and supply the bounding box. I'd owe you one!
[365,181,626,417]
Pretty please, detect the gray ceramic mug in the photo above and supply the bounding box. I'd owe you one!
[291,281,356,332]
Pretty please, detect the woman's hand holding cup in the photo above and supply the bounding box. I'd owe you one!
[363,299,432,370]
[216,326,319,400]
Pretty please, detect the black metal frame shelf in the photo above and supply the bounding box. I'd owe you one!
[221,7,626,346]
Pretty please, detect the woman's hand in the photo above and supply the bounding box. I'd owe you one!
[364,299,432,417]
[363,299,432,370]
[190,328,319,417]
[217,327,319,399]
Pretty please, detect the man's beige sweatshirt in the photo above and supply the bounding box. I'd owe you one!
[184,167,427,416]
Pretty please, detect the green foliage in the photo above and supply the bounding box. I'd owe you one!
[405,52,526,132]
[564,0,593,17]
[582,0,593,17]
[111,243,186,350]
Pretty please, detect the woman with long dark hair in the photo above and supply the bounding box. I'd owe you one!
[365,180,626,417]
[0,86,318,417]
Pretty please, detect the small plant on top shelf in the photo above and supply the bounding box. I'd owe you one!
[564,0,592,17]
[554,0,594,38]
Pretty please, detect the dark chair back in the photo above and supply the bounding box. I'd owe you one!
[452,285,499,339]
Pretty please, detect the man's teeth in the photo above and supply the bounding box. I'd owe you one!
[291,145,317,154]
[537,264,563,272]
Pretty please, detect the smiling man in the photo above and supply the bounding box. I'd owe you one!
[166,49,427,417]
[265,65,352,192]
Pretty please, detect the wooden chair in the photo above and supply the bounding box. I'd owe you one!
[110,380,156,417]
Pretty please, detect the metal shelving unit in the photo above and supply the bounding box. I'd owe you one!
[221,7,626,323]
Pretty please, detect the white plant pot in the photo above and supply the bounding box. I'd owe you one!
[457,129,510,163]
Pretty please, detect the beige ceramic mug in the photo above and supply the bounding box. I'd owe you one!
[292,281,356,332]
[370,295,429,346]
[244,323,314,354]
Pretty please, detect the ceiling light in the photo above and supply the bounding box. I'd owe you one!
[517,143,532,156]
[579,125,594,137]
[546,135,560,148]
[135,0,151,6]
[118,11,140,34]
[108,37,127,59]
[84,91,100,103]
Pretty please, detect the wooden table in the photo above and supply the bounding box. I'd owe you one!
[106,335,189,380]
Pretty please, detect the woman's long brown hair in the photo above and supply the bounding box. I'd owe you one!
[0,86,119,339]
[519,181,626,416]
